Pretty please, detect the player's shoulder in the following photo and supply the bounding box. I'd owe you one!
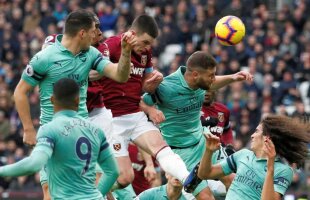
[104,35,121,45]
[213,102,229,112]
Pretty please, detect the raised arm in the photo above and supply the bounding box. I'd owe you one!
[211,71,253,90]
[198,134,226,180]
[261,138,282,200]
[14,79,36,146]
[103,31,136,83]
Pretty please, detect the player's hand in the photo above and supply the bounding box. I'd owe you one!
[201,116,219,128]
[144,165,157,182]
[121,30,137,53]
[147,107,165,125]
[143,70,163,93]
[232,71,253,82]
[263,137,276,162]
[204,134,221,152]
[23,127,37,147]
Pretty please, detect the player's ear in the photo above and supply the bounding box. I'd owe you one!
[50,95,55,105]
[74,95,79,107]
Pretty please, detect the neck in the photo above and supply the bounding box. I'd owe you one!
[254,149,268,159]
[184,70,198,90]
[61,35,82,55]
[54,106,77,114]
[166,184,182,200]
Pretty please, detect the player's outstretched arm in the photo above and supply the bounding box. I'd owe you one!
[198,134,225,180]
[103,31,136,83]
[0,150,49,177]
[97,153,120,196]
[211,71,253,90]
[14,79,37,146]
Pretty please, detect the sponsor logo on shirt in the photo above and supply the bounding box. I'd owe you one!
[234,169,263,192]
[25,65,34,76]
[131,67,145,77]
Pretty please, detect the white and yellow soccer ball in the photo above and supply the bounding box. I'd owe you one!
[215,16,245,46]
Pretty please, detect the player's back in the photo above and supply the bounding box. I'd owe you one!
[23,35,106,124]
[44,111,106,200]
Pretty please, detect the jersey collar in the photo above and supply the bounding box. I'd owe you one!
[55,34,68,52]
[178,66,192,89]
[53,110,78,119]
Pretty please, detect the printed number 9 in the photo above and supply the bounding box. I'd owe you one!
[76,137,92,175]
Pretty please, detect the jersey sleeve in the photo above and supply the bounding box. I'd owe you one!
[34,124,55,158]
[97,129,113,161]
[143,82,167,106]
[144,51,153,74]
[90,47,112,75]
[21,52,48,86]
[220,149,247,175]
[273,167,293,195]
[137,188,157,200]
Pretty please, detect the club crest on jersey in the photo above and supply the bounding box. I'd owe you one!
[141,55,147,66]
[218,112,224,122]
[25,65,34,76]
[103,49,110,58]
[113,143,121,151]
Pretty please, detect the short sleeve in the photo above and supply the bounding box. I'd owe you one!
[220,149,247,175]
[90,47,111,75]
[98,129,113,161]
[144,51,153,74]
[143,83,167,106]
[273,167,293,195]
[21,52,48,86]
[34,125,54,158]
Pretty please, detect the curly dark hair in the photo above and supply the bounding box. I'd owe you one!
[261,114,310,167]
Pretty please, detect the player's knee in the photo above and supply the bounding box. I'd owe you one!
[42,183,51,200]
[196,187,215,200]
[118,168,134,186]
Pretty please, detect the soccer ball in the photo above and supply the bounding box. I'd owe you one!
[215,16,245,46]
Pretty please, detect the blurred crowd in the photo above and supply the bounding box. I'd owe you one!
[0,0,309,198]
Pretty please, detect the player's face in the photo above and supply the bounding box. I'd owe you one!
[250,124,264,152]
[92,23,103,46]
[204,90,216,105]
[196,67,216,90]
[133,33,154,54]
[81,22,96,50]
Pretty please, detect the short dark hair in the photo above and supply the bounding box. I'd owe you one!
[186,51,217,71]
[53,78,79,107]
[131,15,158,38]
[64,9,95,37]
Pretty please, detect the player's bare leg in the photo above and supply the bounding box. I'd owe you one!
[115,156,134,187]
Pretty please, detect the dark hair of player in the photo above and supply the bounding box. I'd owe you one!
[186,51,217,71]
[64,9,95,37]
[131,14,159,38]
[53,78,80,108]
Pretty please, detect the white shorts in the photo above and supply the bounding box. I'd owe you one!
[111,111,158,157]
[89,107,113,141]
